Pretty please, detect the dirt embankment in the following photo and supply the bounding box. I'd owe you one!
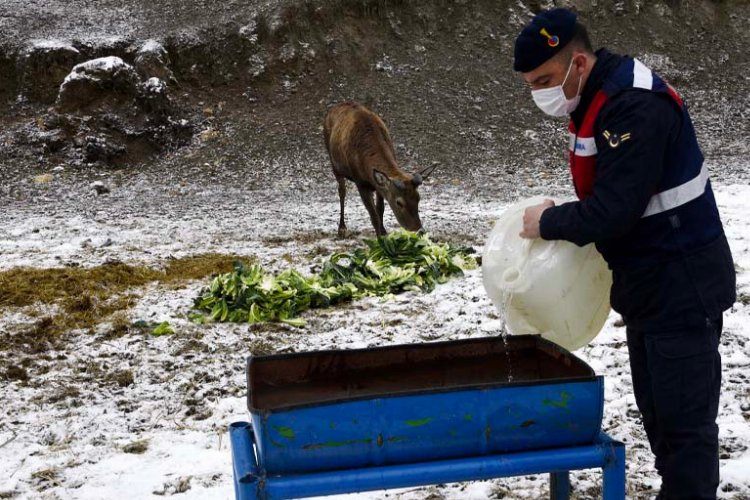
[0,0,747,202]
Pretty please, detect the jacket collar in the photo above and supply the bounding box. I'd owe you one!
[570,48,623,128]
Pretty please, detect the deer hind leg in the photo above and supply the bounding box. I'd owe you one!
[375,192,387,235]
[336,176,347,238]
[356,185,385,237]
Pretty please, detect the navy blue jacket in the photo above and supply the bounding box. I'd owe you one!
[540,49,736,330]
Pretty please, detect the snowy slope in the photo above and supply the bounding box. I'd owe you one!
[0,182,748,500]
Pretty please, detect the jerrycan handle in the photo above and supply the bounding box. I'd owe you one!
[500,237,534,289]
[519,237,534,258]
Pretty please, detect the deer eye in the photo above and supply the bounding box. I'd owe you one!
[396,198,405,209]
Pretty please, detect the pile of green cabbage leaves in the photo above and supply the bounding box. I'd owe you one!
[193,230,476,327]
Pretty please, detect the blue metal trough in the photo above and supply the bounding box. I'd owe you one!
[232,335,625,499]
[230,422,625,499]
[246,335,603,473]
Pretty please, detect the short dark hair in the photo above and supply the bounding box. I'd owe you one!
[553,21,593,64]
[568,22,593,53]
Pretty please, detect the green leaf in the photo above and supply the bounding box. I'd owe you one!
[280,317,306,328]
[192,230,476,326]
[188,312,206,324]
[152,321,175,336]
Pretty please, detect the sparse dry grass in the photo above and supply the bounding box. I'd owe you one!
[122,439,149,454]
[30,467,61,490]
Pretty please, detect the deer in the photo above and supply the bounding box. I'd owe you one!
[323,101,436,238]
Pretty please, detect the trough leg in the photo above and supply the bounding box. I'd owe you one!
[229,422,262,500]
[550,471,570,500]
[602,441,626,500]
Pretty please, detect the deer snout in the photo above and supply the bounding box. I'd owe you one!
[403,218,423,233]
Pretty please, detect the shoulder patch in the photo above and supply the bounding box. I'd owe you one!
[602,130,631,148]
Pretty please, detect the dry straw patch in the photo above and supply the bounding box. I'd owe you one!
[0,254,253,351]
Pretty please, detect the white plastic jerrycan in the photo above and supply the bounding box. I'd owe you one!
[482,196,613,351]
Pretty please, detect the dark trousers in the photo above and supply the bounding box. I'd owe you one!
[626,317,722,499]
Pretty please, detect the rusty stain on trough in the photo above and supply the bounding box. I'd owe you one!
[303,438,373,450]
[543,391,572,409]
[273,426,295,439]
[405,417,433,427]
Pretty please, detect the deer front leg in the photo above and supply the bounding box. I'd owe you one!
[336,176,347,238]
[357,185,385,237]
[375,192,387,235]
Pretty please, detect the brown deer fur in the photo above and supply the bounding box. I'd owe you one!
[323,101,436,237]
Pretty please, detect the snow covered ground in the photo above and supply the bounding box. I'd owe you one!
[1,181,748,499]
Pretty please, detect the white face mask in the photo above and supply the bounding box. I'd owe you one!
[531,58,583,117]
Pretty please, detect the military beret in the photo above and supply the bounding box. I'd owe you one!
[513,8,578,72]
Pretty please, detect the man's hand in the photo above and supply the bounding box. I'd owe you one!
[520,199,555,239]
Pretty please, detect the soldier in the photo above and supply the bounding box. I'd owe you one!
[513,8,736,499]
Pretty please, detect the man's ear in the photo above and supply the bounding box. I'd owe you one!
[373,169,390,188]
[573,51,588,77]
[418,164,438,180]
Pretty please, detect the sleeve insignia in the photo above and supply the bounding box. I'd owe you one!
[602,130,631,148]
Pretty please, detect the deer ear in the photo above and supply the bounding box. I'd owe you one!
[418,164,438,180]
[373,169,390,188]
